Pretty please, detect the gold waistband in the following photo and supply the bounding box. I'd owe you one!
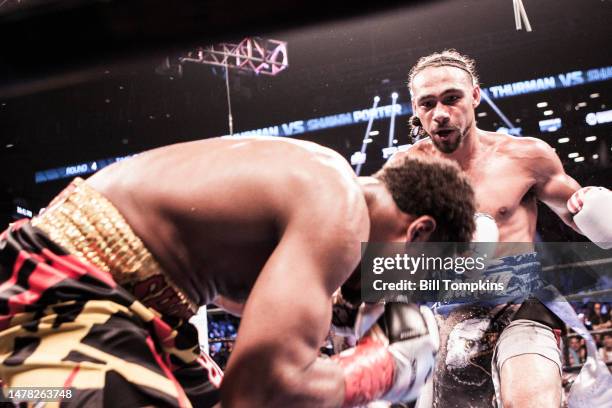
[31,178,197,319]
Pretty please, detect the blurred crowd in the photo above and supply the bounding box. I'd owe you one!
[208,315,239,369]
[567,302,612,368]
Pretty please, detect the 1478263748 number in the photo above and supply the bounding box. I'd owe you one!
[3,387,73,402]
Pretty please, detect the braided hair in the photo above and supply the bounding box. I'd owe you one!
[408,49,479,93]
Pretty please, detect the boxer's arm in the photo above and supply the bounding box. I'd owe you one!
[221,197,368,407]
[213,295,245,317]
[528,139,582,231]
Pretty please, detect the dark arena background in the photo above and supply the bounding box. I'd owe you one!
[0,0,610,404]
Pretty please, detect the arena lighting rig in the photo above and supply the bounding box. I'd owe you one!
[0,0,22,10]
[156,36,288,135]
[157,37,289,78]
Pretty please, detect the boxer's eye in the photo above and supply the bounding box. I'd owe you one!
[445,95,460,104]
[421,101,435,109]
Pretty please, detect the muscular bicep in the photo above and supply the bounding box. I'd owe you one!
[531,140,581,229]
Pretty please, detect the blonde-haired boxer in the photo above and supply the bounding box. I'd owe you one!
[0,136,476,407]
[389,50,611,407]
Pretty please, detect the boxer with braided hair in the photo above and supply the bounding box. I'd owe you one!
[389,49,612,407]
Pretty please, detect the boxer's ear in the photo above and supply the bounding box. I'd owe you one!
[406,215,436,242]
[472,85,481,108]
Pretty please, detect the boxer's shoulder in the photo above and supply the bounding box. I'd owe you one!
[493,133,554,156]
[409,137,434,154]
[386,138,433,166]
[243,136,360,186]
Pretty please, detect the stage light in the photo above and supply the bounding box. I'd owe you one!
[585,136,597,142]
[539,118,561,133]
[558,138,570,144]
[586,113,597,125]
[537,102,548,108]
[350,152,366,165]
[586,110,612,126]
[574,157,585,162]
[568,152,579,158]
[16,206,33,218]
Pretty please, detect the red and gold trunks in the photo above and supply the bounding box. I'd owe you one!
[0,179,222,407]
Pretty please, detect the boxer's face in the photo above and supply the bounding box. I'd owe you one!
[411,66,480,154]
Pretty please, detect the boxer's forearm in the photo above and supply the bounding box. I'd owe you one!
[558,210,581,234]
[221,355,344,407]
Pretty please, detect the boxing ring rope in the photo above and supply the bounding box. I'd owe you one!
[566,328,612,339]
[565,289,612,302]
[205,307,226,315]
[209,337,237,344]
[563,362,612,373]
[541,257,612,272]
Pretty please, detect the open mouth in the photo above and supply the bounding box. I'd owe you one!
[436,129,455,139]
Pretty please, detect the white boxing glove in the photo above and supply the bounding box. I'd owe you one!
[470,213,499,263]
[472,213,500,243]
[568,187,612,249]
[380,304,439,403]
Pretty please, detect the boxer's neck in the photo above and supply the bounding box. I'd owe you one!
[440,125,482,170]
[358,178,412,242]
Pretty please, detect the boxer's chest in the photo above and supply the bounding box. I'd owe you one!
[465,158,536,221]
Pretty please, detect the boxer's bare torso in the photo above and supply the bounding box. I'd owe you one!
[86,136,429,407]
[396,131,580,408]
[403,57,582,408]
[398,130,579,248]
[87,136,369,307]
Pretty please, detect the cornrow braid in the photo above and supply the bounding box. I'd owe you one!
[408,49,479,93]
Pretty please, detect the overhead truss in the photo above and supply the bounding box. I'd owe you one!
[180,37,288,76]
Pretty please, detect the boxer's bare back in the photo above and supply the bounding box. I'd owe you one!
[87,136,369,307]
